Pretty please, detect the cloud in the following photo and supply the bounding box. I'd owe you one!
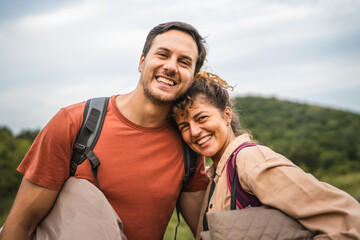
[0,0,359,133]
[18,2,102,29]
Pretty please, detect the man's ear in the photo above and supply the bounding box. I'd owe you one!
[138,54,145,73]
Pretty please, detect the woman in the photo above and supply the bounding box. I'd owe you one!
[171,71,360,239]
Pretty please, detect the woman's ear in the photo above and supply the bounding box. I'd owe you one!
[224,106,232,125]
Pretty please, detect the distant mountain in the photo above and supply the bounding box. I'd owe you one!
[232,96,360,173]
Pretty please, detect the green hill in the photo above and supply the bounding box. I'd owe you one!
[1,96,359,238]
[233,96,360,173]
[232,96,360,200]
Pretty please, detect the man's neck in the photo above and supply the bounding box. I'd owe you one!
[115,88,171,127]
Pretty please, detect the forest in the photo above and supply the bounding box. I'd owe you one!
[1,96,359,239]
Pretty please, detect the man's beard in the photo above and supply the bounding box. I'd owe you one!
[142,80,177,106]
[141,69,181,106]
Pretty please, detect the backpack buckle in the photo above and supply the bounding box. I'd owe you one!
[74,143,86,153]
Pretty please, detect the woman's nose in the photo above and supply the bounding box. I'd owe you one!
[190,123,202,137]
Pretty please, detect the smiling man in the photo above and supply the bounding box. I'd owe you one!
[139,30,198,105]
[0,22,209,240]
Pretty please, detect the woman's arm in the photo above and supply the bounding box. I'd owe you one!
[179,190,206,235]
[238,146,360,239]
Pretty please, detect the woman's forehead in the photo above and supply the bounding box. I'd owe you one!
[176,98,212,118]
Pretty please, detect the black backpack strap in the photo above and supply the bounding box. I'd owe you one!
[182,139,197,186]
[174,141,197,239]
[70,97,110,184]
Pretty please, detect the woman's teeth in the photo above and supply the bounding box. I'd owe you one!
[197,136,211,145]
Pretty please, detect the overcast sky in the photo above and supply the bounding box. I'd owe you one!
[1,0,359,133]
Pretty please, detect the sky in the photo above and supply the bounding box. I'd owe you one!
[0,0,359,134]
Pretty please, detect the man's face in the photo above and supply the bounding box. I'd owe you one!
[138,30,198,105]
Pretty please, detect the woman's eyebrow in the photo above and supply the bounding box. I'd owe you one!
[193,111,208,119]
[177,121,188,127]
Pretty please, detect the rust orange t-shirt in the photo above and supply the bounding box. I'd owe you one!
[18,95,209,240]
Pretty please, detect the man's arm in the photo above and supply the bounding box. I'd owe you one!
[0,177,59,240]
[179,190,205,235]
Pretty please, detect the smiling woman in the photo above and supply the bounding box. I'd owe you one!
[171,71,250,165]
[170,71,360,240]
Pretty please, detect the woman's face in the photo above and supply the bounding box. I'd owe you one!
[175,96,235,163]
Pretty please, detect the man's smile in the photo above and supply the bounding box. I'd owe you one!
[156,76,176,86]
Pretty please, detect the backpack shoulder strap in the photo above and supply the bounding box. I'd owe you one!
[181,139,197,186]
[226,142,262,210]
[70,97,110,184]
[174,140,197,240]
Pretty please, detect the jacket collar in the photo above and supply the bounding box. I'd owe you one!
[214,134,251,177]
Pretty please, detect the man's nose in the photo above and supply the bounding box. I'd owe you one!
[163,57,178,74]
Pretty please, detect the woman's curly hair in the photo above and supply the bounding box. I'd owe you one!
[171,71,249,137]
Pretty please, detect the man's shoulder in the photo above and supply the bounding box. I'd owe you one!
[61,100,87,114]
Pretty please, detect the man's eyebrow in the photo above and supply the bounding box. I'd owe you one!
[157,47,170,52]
[180,54,193,63]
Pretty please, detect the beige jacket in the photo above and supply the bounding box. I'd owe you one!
[196,134,360,240]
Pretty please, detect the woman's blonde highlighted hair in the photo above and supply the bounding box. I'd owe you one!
[194,71,235,91]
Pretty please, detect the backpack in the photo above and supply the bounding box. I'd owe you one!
[203,142,262,232]
[69,97,197,239]
[226,142,262,209]
[70,97,197,185]
[200,143,313,240]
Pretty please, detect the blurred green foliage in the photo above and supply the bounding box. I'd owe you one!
[233,96,360,177]
[0,127,39,224]
[1,96,359,239]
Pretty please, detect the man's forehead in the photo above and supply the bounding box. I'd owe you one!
[150,30,198,58]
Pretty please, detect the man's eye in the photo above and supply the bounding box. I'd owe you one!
[179,60,190,66]
[158,52,167,57]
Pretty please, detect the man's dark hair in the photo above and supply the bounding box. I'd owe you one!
[142,21,207,75]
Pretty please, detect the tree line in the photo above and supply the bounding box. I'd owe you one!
[233,96,360,175]
[0,127,39,224]
[1,96,359,226]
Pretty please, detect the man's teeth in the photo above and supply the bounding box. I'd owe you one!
[157,77,175,86]
[197,136,211,145]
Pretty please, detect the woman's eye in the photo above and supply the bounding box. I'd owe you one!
[179,125,189,132]
[198,116,208,122]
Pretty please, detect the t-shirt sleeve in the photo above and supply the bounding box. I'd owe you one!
[17,107,82,190]
[183,154,209,192]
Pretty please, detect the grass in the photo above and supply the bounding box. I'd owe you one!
[163,210,194,240]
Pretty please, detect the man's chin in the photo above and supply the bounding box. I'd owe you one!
[144,91,177,106]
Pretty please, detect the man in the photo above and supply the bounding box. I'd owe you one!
[0,22,209,240]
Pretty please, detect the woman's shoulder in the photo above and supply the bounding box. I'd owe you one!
[235,140,296,173]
